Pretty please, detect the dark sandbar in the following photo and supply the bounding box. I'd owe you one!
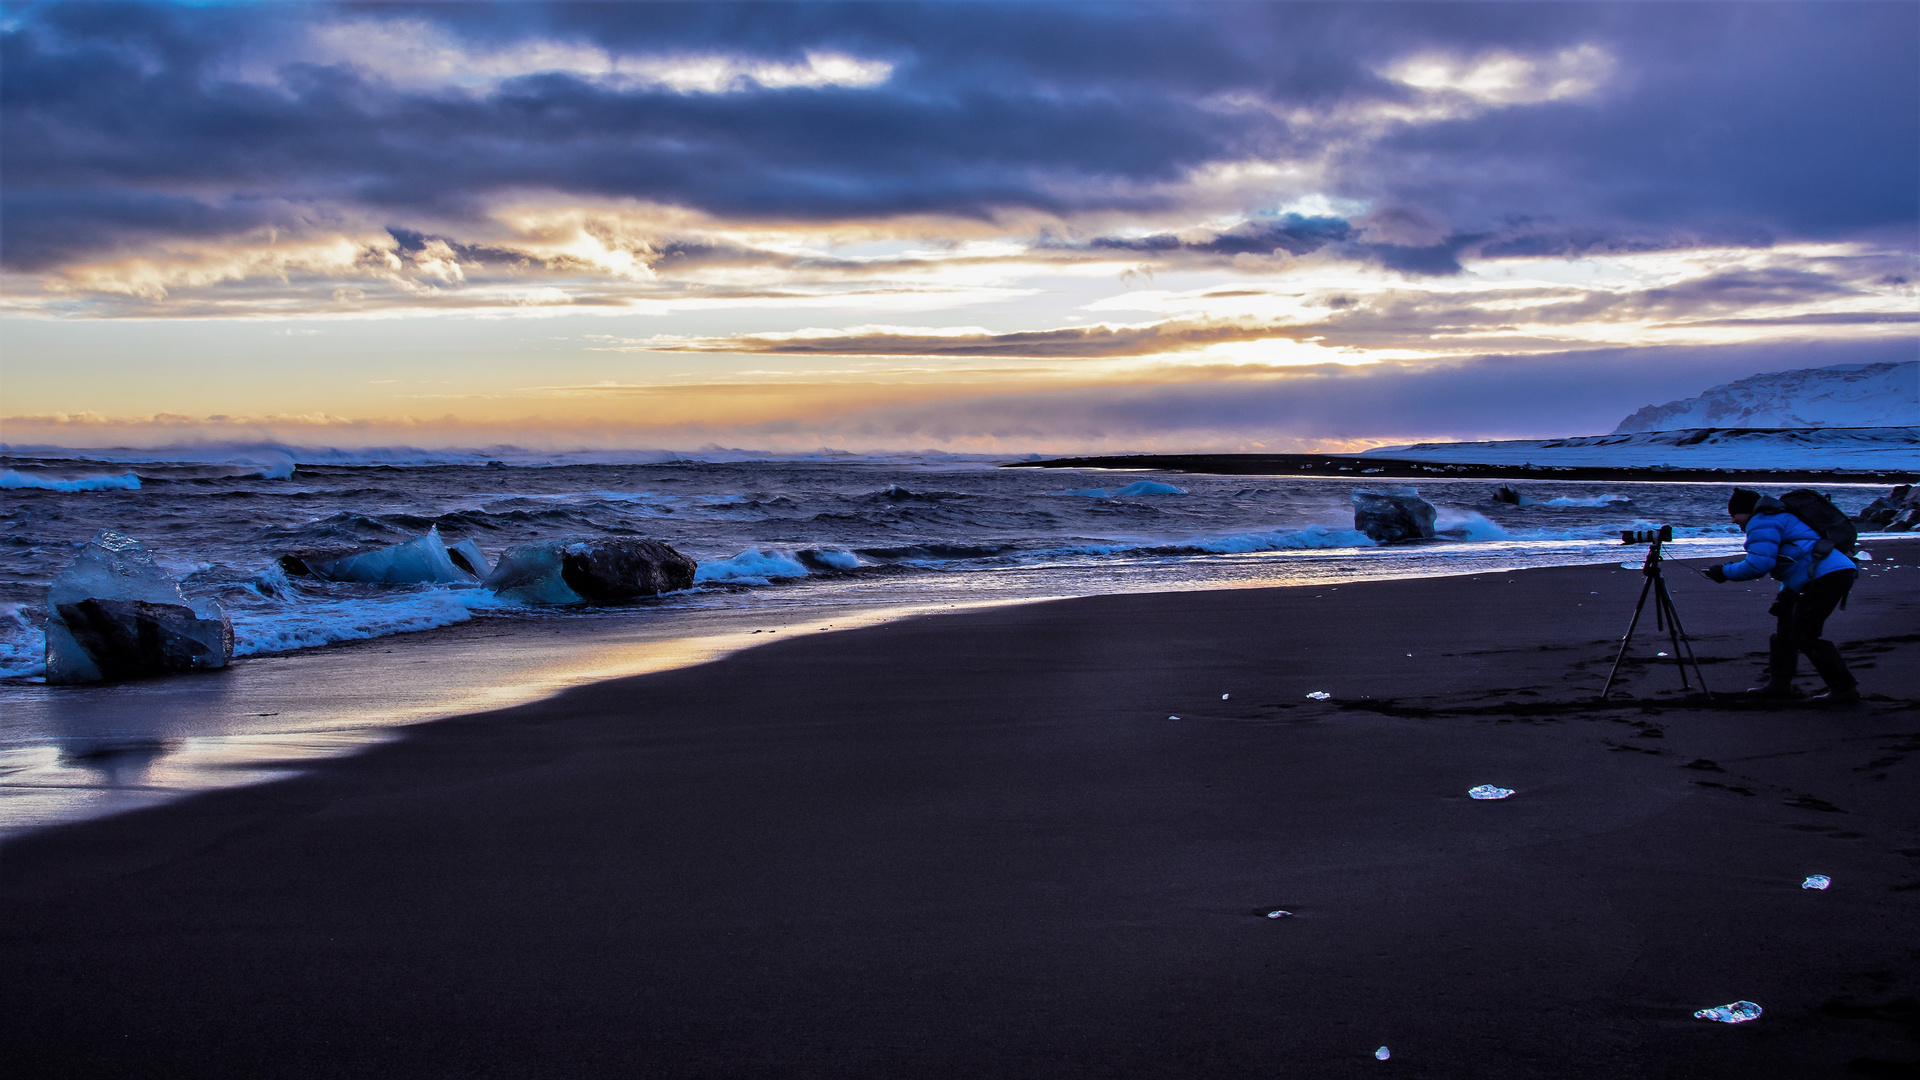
[4,548,1918,1078]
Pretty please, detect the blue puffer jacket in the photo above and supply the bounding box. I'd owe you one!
[1719,497,1857,590]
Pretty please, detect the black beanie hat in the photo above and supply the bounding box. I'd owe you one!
[1728,488,1761,516]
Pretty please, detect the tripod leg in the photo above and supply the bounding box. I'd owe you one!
[1655,578,1691,690]
[1602,574,1658,699]
[1656,578,1712,699]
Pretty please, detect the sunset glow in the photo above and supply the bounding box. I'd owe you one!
[3,3,1914,453]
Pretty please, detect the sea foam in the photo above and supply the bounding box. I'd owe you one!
[1,470,141,492]
[230,588,515,657]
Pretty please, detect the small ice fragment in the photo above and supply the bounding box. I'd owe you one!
[1657,651,1670,657]
[1222,693,1230,700]
[1375,1046,1391,1060]
[1266,910,1292,919]
[1168,715,1181,720]
[1468,784,1514,800]
[1693,1000,1762,1024]
[1620,561,1640,569]
[1858,550,1873,561]
[1306,691,1332,700]
[1406,653,1413,657]
[1802,874,1831,890]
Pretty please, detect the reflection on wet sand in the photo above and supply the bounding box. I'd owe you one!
[0,597,980,841]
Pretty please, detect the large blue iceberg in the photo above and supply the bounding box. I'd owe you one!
[281,526,489,584]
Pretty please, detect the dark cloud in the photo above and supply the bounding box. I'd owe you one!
[1340,233,1486,277]
[383,227,526,267]
[0,190,299,271]
[1080,215,1354,258]
[1355,5,1917,241]
[1629,268,1860,312]
[2,2,1913,274]
[1679,312,1920,328]
[653,322,1281,359]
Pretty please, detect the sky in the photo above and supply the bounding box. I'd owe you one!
[2,1,1915,455]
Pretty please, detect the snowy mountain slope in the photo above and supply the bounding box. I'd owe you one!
[1613,361,1919,432]
[1364,426,1919,471]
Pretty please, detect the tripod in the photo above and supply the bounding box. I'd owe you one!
[1601,533,1712,700]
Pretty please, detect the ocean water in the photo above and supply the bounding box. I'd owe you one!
[3,448,1876,838]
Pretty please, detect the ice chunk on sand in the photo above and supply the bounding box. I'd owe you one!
[297,526,478,584]
[486,543,583,604]
[1802,874,1831,890]
[1375,1046,1391,1060]
[486,537,697,604]
[1468,785,1514,800]
[44,531,232,684]
[1693,1001,1762,1023]
[446,537,491,579]
[1306,691,1332,700]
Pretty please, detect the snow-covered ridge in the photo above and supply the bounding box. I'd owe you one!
[1614,361,1918,432]
[1365,427,1919,471]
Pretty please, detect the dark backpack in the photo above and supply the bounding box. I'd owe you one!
[1779,489,1859,559]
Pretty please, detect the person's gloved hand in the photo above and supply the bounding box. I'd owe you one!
[1701,565,1727,583]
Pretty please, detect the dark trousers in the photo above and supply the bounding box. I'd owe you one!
[1768,569,1858,690]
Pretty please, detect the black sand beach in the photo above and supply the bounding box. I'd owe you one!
[4,547,1918,1079]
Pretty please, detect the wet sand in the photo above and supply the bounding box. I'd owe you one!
[4,545,1918,1079]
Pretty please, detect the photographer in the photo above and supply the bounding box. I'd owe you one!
[1702,488,1859,704]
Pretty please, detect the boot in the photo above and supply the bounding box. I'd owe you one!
[1803,640,1861,706]
[1744,634,1801,698]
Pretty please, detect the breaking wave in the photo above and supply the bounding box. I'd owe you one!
[231,587,516,657]
[1541,494,1629,508]
[1059,480,1189,498]
[1,470,141,492]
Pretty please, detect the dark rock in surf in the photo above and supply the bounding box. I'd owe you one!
[1855,484,1918,531]
[1491,484,1524,505]
[1855,498,1899,529]
[1352,487,1438,543]
[485,537,696,604]
[277,551,340,577]
[561,538,697,601]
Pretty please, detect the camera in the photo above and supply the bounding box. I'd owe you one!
[1620,525,1673,544]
